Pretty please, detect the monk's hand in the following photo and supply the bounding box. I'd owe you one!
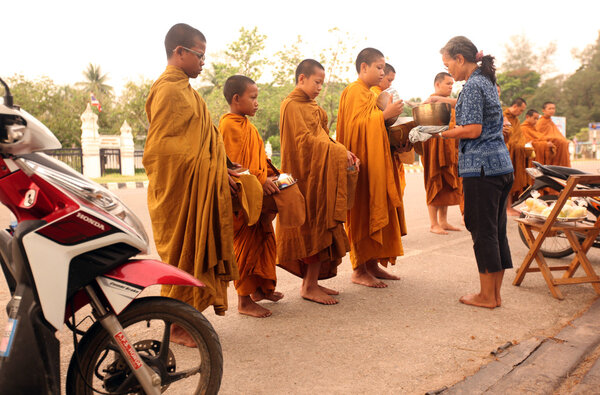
[227,168,240,195]
[502,124,511,142]
[423,95,440,104]
[263,176,279,196]
[382,96,404,121]
[347,151,360,170]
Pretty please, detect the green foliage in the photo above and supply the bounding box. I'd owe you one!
[114,79,153,144]
[496,69,541,107]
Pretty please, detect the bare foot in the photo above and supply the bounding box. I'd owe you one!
[170,324,198,348]
[251,289,284,302]
[301,285,338,305]
[318,285,339,295]
[440,222,461,231]
[238,296,272,318]
[351,269,388,288]
[366,262,400,280]
[507,207,521,217]
[459,293,497,309]
[430,225,448,235]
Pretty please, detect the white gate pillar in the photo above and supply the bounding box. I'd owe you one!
[120,120,135,176]
[80,103,101,178]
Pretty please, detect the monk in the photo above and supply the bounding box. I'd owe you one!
[536,102,571,167]
[278,59,359,304]
[370,63,410,198]
[422,72,462,234]
[503,98,531,216]
[144,23,239,345]
[219,75,284,318]
[337,47,406,288]
[520,109,555,164]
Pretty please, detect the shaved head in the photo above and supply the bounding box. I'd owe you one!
[164,23,206,59]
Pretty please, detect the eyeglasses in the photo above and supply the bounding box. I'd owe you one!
[178,46,205,61]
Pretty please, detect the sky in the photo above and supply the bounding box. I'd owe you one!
[2,0,599,101]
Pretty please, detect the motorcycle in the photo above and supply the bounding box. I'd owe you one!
[512,161,600,258]
[0,77,222,394]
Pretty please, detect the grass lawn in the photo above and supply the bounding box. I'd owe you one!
[92,173,148,184]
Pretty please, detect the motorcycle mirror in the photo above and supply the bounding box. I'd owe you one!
[0,77,14,108]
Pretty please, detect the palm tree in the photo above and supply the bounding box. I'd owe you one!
[78,63,113,95]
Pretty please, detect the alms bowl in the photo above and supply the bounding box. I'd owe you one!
[412,103,451,126]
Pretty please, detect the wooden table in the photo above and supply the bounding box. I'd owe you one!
[513,174,600,299]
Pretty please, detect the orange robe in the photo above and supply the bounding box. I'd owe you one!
[536,115,571,167]
[521,121,555,164]
[371,86,408,197]
[504,108,533,198]
[277,88,350,279]
[421,110,462,206]
[143,65,238,315]
[337,79,406,269]
[219,113,277,297]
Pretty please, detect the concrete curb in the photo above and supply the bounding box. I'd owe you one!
[441,298,600,394]
[101,181,148,190]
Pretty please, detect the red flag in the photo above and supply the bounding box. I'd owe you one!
[90,93,102,112]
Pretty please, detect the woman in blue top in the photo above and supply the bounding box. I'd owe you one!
[432,36,514,309]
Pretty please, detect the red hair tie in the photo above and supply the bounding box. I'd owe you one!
[476,50,484,62]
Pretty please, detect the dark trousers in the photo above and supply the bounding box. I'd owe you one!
[463,172,514,273]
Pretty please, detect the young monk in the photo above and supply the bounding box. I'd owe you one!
[422,72,462,234]
[144,23,239,345]
[219,75,284,318]
[278,59,359,305]
[521,109,555,163]
[337,48,406,288]
[503,98,531,216]
[536,102,571,167]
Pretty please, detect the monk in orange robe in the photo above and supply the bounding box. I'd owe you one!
[371,63,411,198]
[536,101,571,167]
[278,59,359,305]
[503,97,532,215]
[144,24,239,346]
[521,109,555,164]
[219,75,284,318]
[422,72,462,234]
[337,47,406,288]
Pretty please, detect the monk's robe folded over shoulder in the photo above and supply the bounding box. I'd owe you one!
[143,65,238,316]
[337,80,406,269]
[371,86,408,199]
[521,121,555,165]
[277,87,350,279]
[422,109,462,206]
[504,108,532,198]
[219,113,277,297]
[536,115,571,167]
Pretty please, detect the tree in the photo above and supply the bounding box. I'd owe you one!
[224,27,267,81]
[115,79,153,143]
[496,69,541,107]
[78,63,113,96]
[501,34,557,77]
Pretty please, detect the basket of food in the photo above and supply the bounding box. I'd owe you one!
[521,196,588,222]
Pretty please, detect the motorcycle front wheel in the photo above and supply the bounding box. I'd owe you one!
[66,296,223,395]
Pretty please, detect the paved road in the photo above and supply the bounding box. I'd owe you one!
[1,163,599,394]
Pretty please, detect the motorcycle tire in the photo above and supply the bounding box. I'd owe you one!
[517,194,574,258]
[66,296,223,395]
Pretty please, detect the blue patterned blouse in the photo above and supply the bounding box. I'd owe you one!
[455,68,513,177]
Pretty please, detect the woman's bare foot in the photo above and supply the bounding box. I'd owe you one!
[440,222,461,231]
[459,293,497,309]
[366,262,400,280]
[250,289,284,302]
[238,295,272,318]
[351,267,388,288]
[170,324,198,348]
[430,225,448,235]
[301,285,338,305]
[318,285,339,295]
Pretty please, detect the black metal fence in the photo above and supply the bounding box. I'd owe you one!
[134,150,144,173]
[45,148,83,173]
[99,148,121,176]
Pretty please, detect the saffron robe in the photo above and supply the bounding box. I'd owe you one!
[521,121,555,165]
[421,109,462,206]
[504,108,532,198]
[219,113,277,297]
[337,79,406,269]
[536,115,571,167]
[277,87,350,279]
[143,65,238,315]
[371,85,409,197]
